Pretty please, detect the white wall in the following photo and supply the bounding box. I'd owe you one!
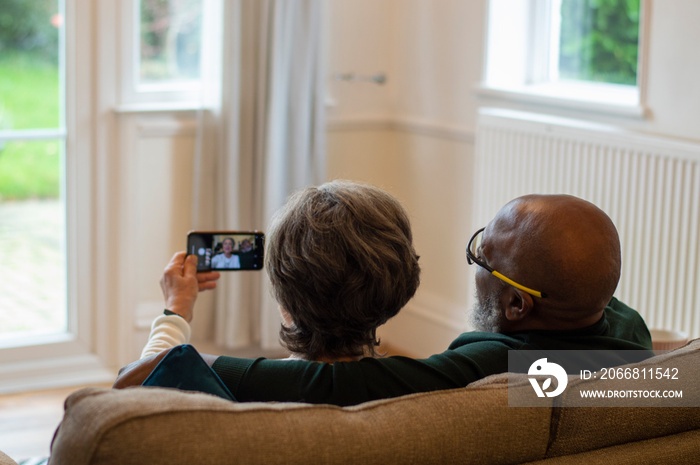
[641,0,700,140]
[326,0,700,356]
[115,112,220,362]
[326,0,487,356]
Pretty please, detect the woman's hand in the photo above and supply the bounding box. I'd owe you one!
[160,252,220,322]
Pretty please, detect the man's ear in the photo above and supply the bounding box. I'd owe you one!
[504,288,534,321]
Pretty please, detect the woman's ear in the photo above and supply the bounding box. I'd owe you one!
[504,288,534,321]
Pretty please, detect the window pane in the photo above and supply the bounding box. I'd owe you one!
[139,0,203,85]
[0,140,61,199]
[0,0,61,130]
[0,140,66,338]
[558,0,640,86]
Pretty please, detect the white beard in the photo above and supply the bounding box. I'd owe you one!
[469,290,503,333]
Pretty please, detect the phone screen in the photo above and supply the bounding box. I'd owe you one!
[187,231,264,271]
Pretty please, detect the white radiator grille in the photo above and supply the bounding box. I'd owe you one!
[474,109,700,339]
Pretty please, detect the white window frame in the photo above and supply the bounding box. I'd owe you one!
[0,0,115,394]
[479,0,649,118]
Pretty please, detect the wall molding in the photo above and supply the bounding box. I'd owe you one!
[114,102,201,114]
[135,120,198,138]
[327,115,476,143]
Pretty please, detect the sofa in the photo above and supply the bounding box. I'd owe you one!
[35,338,699,464]
[0,451,18,465]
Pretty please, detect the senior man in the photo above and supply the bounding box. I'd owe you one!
[115,194,652,406]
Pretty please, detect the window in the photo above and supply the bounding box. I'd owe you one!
[0,0,113,395]
[0,0,67,343]
[555,0,639,86]
[119,0,208,107]
[138,0,203,90]
[482,0,645,116]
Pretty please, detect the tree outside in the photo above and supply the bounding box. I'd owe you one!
[559,0,640,86]
[140,0,202,83]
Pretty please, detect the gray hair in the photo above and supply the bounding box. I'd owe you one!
[265,180,421,360]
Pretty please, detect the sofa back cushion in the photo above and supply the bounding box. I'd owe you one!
[0,450,18,465]
[544,339,700,457]
[467,339,700,459]
[49,381,551,465]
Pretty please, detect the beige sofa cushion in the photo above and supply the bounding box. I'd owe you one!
[0,450,18,465]
[544,339,700,458]
[465,339,700,460]
[522,429,700,465]
[49,381,551,465]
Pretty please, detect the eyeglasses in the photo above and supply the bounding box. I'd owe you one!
[466,227,547,298]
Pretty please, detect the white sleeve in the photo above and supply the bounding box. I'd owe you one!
[140,314,192,359]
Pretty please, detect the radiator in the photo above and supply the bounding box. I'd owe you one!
[474,108,700,339]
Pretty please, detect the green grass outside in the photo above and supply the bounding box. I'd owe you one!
[0,51,61,200]
[0,140,61,199]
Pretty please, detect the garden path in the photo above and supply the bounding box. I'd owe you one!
[0,200,65,338]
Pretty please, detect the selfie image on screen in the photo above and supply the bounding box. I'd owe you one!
[187,232,264,271]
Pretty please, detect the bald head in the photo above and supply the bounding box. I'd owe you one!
[478,194,620,329]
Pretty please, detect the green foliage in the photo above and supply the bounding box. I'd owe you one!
[140,0,203,81]
[141,0,170,53]
[0,0,59,62]
[559,0,640,85]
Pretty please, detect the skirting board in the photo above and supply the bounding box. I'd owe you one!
[0,354,116,395]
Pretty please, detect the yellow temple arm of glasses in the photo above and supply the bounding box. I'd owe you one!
[491,271,543,298]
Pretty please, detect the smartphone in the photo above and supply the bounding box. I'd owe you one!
[187,231,264,271]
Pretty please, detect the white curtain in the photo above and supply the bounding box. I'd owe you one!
[195,0,326,349]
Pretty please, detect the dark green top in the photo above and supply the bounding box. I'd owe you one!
[212,297,652,406]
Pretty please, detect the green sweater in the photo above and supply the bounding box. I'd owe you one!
[212,298,652,406]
